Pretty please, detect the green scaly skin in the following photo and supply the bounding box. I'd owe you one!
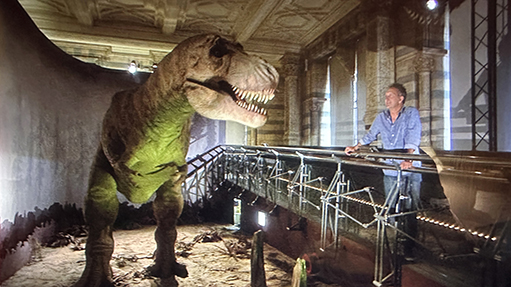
[74,34,278,287]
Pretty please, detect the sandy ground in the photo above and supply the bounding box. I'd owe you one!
[1,224,296,287]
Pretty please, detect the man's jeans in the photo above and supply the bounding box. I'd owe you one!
[383,174,421,211]
[383,174,421,257]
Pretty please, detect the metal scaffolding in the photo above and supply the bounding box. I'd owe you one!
[471,0,509,151]
[181,145,511,287]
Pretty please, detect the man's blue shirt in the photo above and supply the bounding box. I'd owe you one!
[360,106,422,177]
[360,106,421,151]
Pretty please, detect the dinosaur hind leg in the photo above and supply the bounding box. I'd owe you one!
[147,166,188,284]
[74,148,118,287]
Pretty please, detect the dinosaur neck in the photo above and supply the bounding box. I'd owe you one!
[136,80,196,143]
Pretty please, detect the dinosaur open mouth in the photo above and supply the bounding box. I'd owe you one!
[220,81,274,116]
[187,79,275,116]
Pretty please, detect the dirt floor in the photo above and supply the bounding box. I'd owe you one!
[1,224,299,287]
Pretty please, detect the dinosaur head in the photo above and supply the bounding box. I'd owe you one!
[156,34,279,128]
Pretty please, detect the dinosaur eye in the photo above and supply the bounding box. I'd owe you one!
[210,38,230,58]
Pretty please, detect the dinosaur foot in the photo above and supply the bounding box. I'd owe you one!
[154,277,179,287]
[146,261,189,279]
[73,262,114,287]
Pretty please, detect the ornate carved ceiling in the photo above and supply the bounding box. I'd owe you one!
[19,0,360,71]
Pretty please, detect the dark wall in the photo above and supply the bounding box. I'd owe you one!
[0,0,147,222]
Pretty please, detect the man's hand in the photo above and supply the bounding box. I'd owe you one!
[400,148,415,169]
[344,143,361,155]
[400,160,413,169]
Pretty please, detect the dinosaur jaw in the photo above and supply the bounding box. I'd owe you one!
[231,83,275,117]
[185,79,275,128]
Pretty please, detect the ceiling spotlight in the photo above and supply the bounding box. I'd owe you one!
[128,61,138,74]
[426,0,438,10]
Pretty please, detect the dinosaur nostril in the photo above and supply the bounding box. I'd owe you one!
[264,64,278,81]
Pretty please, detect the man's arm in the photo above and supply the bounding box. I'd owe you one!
[401,108,422,169]
[345,114,382,155]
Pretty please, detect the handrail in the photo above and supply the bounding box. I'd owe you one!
[185,145,225,178]
[223,145,510,183]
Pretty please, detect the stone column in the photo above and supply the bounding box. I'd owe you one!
[246,127,257,146]
[304,97,327,146]
[302,58,328,146]
[364,14,395,129]
[414,52,434,146]
[281,53,301,145]
[425,48,447,149]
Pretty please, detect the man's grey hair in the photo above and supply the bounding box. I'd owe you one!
[389,83,407,104]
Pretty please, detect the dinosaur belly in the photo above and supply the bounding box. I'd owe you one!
[114,142,188,204]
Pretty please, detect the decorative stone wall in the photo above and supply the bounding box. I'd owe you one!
[330,48,356,147]
[298,0,448,150]
[303,97,327,146]
[395,46,447,149]
[281,53,302,146]
[364,14,395,129]
[302,59,328,146]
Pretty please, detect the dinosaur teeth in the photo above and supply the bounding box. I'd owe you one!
[236,99,267,115]
[232,86,274,115]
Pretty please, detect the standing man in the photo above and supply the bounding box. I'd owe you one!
[345,83,422,258]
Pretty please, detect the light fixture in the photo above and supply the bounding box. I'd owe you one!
[128,61,138,74]
[426,0,438,10]
[233,199,242,225]
[257,211,267,227]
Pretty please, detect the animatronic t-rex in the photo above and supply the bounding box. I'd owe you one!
[74,34,279,287]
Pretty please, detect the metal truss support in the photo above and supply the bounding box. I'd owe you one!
[373,169,403,287]
[471,0,508,151]
[287,152,311,215]
[320,157,348,250]
[182,146,226,204]
[266,149,284,202]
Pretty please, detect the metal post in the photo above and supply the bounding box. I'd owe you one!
[487,0,497,151]
[393,169,404,287]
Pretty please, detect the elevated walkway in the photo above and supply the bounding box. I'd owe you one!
[182,145,511,287]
